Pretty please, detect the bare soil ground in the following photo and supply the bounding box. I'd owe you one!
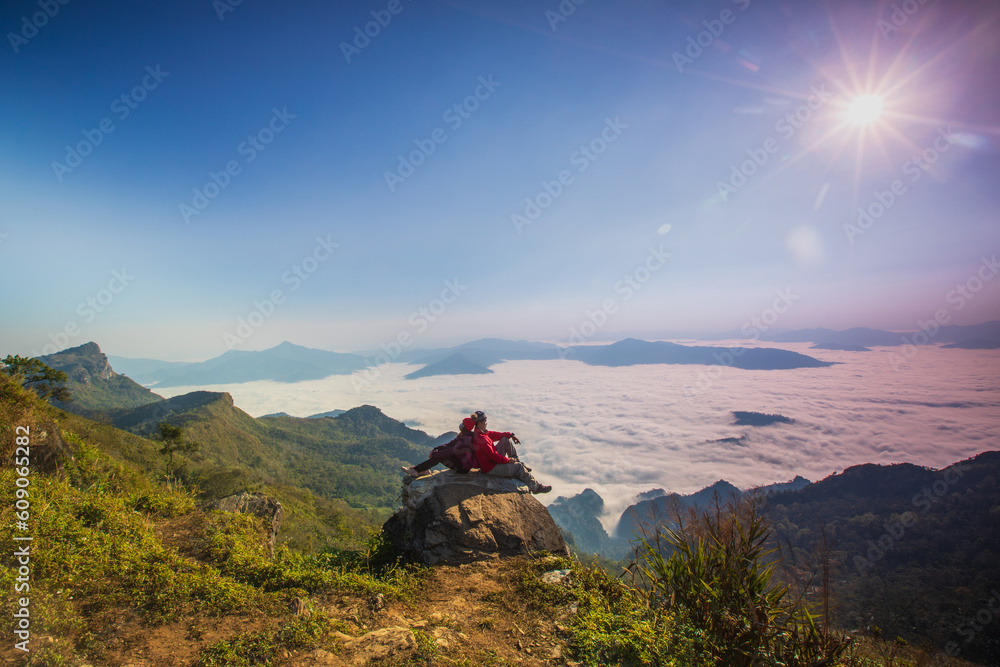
[32,556,578,667]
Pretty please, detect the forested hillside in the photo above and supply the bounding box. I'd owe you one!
[770,455,1000,664]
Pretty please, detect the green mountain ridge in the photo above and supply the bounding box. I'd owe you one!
[31,342,437,510]
[770,451,1000,664]
[558,455,1000,663]
[2,345,994,665]
[104,394,432,510]
[38,342,163,415]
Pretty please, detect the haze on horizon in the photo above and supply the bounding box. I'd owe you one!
[1,0,999,361]
[148,345,1000,528]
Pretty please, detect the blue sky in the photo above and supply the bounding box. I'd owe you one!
[1,0,998,360]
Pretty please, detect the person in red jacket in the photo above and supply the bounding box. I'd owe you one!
[470,411,551,494]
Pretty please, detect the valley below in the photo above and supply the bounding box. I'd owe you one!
[151,342,1000,532]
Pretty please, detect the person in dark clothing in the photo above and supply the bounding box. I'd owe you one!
[402,418,477,477]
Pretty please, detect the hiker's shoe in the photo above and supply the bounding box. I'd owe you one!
[533,485,552,494]
[401,466,420,478]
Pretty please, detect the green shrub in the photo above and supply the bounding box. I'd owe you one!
[629,491,852,666]
[201,515,426,600]
[131,489,197,518]
[197,610,333,667]
[570,566,713,667]
[490,555,711,666]
[0,467,265,633]
[23,644,75,667]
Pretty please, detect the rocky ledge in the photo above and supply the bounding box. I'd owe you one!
[204,491,283,556]
[382,470,569,565]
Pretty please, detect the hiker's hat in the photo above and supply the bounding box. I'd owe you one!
[474,410,487,423]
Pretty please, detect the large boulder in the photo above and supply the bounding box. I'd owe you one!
[383,470,569,564]
[2,418,72,478]
[204,491,283,555]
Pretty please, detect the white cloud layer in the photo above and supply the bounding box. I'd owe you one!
[155,343,1000,533]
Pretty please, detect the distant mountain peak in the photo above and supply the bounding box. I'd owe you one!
[273,340,308,350]
[614,337,646,346]
[306,409,346,419]
[36,342,163,415]
[142,341,368,387]
[40,341,115,383]
[405,352,493,380]
[340,404,388,418]
[634,488,667,502]
[706,479,739,492]
[169,390,234,409]
[74,341,103,354]
[333,405,432,445]
[569,338,829,370]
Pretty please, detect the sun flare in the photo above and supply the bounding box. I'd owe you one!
[846,94,884,125]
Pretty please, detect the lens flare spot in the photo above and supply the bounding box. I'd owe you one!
[846,94,884,125]
[786,225,824,267]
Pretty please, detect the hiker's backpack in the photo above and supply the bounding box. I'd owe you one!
[430,433,477,472]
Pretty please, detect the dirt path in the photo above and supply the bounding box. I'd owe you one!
[288,557,579,666]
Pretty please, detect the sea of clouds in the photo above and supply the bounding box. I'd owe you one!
[155,342,1000,532]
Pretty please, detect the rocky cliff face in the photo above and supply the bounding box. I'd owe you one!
[383,471,569,565]
[40,341,114,385]
[35,341,163,414]
[548,488,628,558]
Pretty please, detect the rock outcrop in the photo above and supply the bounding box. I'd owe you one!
[39,341,114,385]
[382,470,569,564]
[548,488,629,559]
[36,341,163,415]
[3,419,73,477]
[204,491,283,555]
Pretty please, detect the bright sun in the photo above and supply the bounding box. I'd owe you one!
[846,94,884,125]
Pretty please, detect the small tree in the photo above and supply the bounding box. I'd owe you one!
[156,422,199,479]
[1,355,72,402]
